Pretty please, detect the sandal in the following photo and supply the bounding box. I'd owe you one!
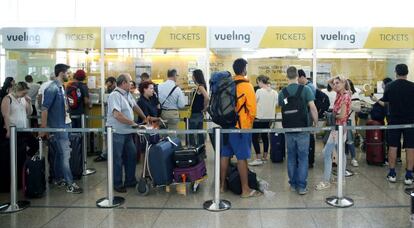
[241,189,262,198]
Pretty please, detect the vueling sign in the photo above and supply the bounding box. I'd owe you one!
[6,32,41,44]
[2,27,101,49]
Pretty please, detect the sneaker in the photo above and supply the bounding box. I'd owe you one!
[405,177,413,185]
[66,183,83,194]
[248,159,264,166]
[54,180,67,188]
[315,182,331,191]
[290,186,297,192]
[351,159,359,167]
[387,174,397,183]
[298,188,308,195]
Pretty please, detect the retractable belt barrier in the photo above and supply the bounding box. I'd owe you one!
[3,123,414,213]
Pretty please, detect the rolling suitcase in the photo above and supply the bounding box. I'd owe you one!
[270,133,285,163]
[173,160,207,182]
[148,137,181,186]
[365,120,385,165]
[173,144,206,168]
[23,138,46,198]
[366,120,383,143]
[69,133,83,180]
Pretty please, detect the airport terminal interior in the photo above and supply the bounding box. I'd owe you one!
[1,1,414,227]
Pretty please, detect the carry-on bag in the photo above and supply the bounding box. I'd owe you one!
[173,160,207,182]
[270,133,285,163]
[173,144,206,168]
[23,138,46,198]
[148,137,181,186]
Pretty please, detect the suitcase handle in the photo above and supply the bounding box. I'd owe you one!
[38,137,43,158]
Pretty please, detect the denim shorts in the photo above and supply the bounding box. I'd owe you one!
[221,133,252,160]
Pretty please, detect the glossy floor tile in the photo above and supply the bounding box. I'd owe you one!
[0,139,412,227]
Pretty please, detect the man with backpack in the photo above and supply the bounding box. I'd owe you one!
[211,58,261,198]
[279,66,318,195]
[66,69,91,128]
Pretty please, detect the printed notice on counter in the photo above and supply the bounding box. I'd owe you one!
[87,76,96,89]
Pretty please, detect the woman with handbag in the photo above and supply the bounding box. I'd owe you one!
[189,69,209,146]
[316,76,352,191]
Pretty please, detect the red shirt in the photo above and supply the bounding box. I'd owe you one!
[333,91,351,125]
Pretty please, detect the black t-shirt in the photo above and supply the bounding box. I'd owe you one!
[382,79,414,123]
[68,82,89,115]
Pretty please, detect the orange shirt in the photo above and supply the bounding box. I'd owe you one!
[234,75,256,129]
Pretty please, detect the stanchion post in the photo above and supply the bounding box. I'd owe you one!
[326,125,354,208]
[203,127,231,211]
[0,126,30,213]
[81,114,96,176]
[96,126,125,208]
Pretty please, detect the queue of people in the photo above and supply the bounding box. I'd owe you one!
[1,61,413,198]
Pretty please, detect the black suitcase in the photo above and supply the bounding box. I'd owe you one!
[69,133,83,180]
[308,134,315,166]
[48,133,83,181]
[47,136,59,183]
[173,144,206,168]
[23,138,46,198]
[270,133,285,163]
[226,163,258,195]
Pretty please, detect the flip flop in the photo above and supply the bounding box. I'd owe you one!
[241,189,262,198]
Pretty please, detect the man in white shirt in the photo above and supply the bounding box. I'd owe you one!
[158,69,186,133]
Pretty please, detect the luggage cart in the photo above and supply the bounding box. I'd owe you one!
[136,122,205,196]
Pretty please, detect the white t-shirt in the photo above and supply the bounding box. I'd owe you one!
[256,87,278,119]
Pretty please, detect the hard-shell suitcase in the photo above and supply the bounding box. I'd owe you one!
[270,133,285,163]
[148,137,181,186]
[23,138,46,198]
[173,160,207,182]
[366,142,385,165]
[366,120,383,143]
[173,144,206,168]
[69,133,83,180]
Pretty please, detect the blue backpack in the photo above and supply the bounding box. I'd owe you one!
[208,71,246,128]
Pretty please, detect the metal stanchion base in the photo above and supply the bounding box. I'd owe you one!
[203,200,231,212]
[82,168,97,176]
[326,196,354,208]
[0,201,30,213]
[96,197,125,208]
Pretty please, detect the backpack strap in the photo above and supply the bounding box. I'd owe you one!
[295,85,305,98]
[282,87,289,98]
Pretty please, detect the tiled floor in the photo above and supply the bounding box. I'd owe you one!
[0,137,413,228]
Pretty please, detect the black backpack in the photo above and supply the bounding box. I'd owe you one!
[281,85,307,128]
[208,71,246,128]
[370,102,386,122]
[315,89,330,119]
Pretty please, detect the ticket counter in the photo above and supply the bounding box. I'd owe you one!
[104,27,209,128]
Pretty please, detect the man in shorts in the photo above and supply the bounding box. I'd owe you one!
[383,64,414,185]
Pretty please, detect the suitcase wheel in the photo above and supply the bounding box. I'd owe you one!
[136,178,150,196]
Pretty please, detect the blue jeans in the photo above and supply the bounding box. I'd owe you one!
[189,113,204,146]
[52,129,73,185]
[323,130,347,182]
[113,133,137,188]
[285,132,310,189]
